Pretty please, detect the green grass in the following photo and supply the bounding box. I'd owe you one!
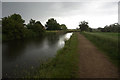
[25,33,79,78]
[87,32,118,41]
[82,32,120,67]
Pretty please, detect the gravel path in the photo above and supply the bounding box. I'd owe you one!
[78,33,119,78]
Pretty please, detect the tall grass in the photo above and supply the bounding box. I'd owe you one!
[25,33,79,78]
[82,32,120,67]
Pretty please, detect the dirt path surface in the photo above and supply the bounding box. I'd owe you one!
[77,33,119,78]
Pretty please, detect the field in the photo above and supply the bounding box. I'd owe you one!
[82,32,120,67]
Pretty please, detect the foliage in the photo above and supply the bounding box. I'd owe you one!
[26,19,36,29]
[2,14,45,41]
[2,13,26,40]
[76,27,79,30]
[97,23,120,32]
[60,24,67,30]
[2,14,68,41]
[0,20,2,27]
[0,25,2,33]
[82,32,120,67]
[79,21,89,32]
[45,18,61,30]
[88,27,93,32]
[26,19,45,36]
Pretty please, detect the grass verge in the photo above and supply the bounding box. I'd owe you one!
[25,32,79,78]
[81,32,120,67]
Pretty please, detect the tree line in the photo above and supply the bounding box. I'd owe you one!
[97,23,120,32]
[2,14,67,41]
[78,21,120,32]
[2,13,119,41]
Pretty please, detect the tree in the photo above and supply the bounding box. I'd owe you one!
[79,21,89,32]
[27,19,36,29]
[26,19,45,36]
[45,18,61,30]
[2,13,25,40]
[76,27,80,30]
[0,20,2,27]
[100,23,120,32]
[60,24,67,30]
[88,27,93,32]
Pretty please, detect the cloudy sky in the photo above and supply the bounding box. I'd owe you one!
[1,0,120,29]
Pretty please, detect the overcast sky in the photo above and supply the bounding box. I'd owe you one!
[2,0,120,29]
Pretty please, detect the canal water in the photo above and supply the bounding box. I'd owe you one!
[2,32,73,78]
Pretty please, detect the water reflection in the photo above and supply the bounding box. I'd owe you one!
[65,33,73,40]
[57,33,73,48]
[3,32,72,78]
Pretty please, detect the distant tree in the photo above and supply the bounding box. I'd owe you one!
[79,21,89,32]
[97,27,103,32]
[0,20,2,27]
[27,19,36,29]
[60,24,67,30]
[88,27,93,32]
[101,23,120,32]
[45,18,61,30]
[0,20,2,33]
[27,19,45,36]
[2,13,25,40]
[2,14,46,41]
[76,27,80,30]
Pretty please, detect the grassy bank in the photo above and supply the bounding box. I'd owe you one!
[82,32,120,67]
[26,32,79,78]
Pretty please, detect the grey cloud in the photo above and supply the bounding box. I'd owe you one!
[2,0,120,2]
[2,2,86,23]
[99,2,118,15]
[2,2,118,28]
[0,1,2,19]
[118,1,120,24]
